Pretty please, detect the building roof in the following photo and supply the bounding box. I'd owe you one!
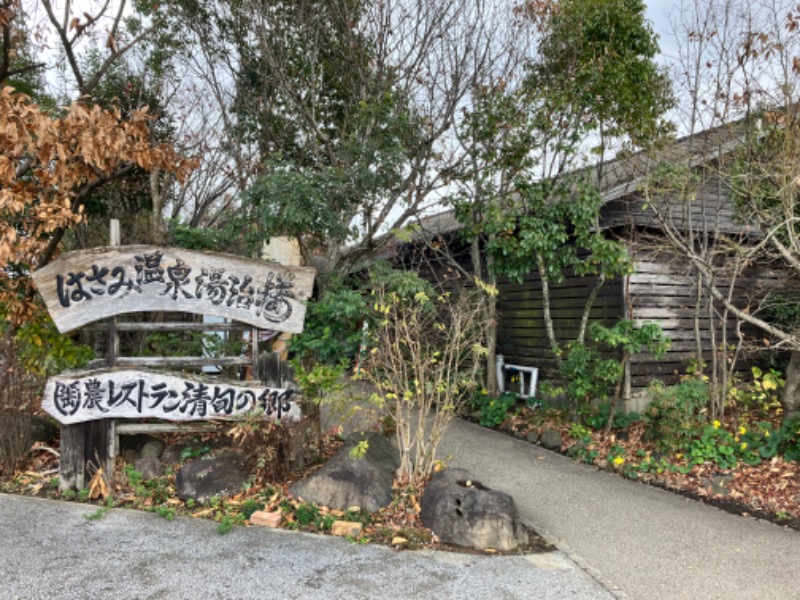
[402,117,755,243]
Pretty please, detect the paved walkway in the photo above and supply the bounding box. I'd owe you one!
[0,493,608,600]
[2,418,799,599]
[437,418,800,600]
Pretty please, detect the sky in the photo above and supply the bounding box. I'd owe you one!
[646,1,682,62]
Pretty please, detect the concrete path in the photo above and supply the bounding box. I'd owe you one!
[3,417,799,599]
[0,492,609,600]
[437,418,800,600]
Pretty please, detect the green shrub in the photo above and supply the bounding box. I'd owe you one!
[471,391,517,428]
[583,402,642,430]
[778,416,800,462]
[644,379,709,454]
[687,422,738,469]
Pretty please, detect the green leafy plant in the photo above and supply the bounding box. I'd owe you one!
[644,379,709,454]
[9,315,93,376]
[583,402,642,430]
[566,423,599,464]
[290,285,371,367]
[154,506,177,521]
[471,391,518,428]
[217,513,246,535]
[179,444,212,463]
[729,367,785,418]
[282,500,335,531]
[687,422,738,470]
[83,507,110,521]
[778,416,800,462]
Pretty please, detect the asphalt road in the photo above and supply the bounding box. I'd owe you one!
[438,418,800,600]
[0,492,612,600]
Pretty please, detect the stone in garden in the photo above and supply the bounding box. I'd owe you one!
[540,428,563,450]
[134,457,163,480]
[526,430,540,444]
[175,453,248,503]
[330,521,363,537]
[140,438,166,460]
[161,445,185,464]
[290,432,399,512]
[120,433,163,462]
[420,468,528,552]
[708,475,732,497]
[250,510,283,528]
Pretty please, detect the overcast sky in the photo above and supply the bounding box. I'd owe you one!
[646,1,682,62]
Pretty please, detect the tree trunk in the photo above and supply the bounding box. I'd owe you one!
[782,350,800,422]
[484,293,498,396]
[537,255,561,363]
[470,236,499,396]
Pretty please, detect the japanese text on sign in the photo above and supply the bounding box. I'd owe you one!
[42,370,301,425]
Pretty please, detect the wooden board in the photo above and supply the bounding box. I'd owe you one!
[32,246,316,333]
[42,368,301,425]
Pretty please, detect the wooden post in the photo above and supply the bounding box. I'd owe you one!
[60,220,120,491]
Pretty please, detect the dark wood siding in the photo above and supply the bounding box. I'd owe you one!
[626,251,785,388]
[601,174,746,236]
[496,268,624,381]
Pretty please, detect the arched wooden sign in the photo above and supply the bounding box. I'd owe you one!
[42,368,300,425]
[32,246,316,333]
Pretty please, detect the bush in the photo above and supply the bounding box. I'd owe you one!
[471,391,518,428]
[0,337,46,477]
[644,378,709,454]
[365,282,486,485]
[583,402,642,430]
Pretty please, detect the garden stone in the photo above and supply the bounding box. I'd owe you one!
[140,439,165,460]
[290,432,399,512]
[175,453,248,503]
[707,475,732,497]
[161,445,185,465]
[420,468,528,552]
[120,434,163,463]
[526,430,540,444]
[540,428,563,450]
[134,457,163,480]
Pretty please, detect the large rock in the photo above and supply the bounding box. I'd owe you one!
[134,457,163,480]
[120,434,164,463]
[290,433,399,512]
[539,428,563,450]
[175,453,248,503]
[420,468,528,552]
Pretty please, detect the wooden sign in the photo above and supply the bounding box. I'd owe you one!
[42,368,301,425]
[32,246,316,333]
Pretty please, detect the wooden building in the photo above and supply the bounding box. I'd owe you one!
[395,122,790,405]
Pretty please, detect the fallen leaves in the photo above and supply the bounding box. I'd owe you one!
[88,467,110,500]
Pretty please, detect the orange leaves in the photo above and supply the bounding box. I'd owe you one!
[0,87,196,324]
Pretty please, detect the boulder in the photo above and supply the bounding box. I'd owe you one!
[161,445,185,465]
[120,434,163,462]
[539,428,563,450]
[290,433,399,512]
[140,438,166,460]
[134,457,163,480]
[420,468,528,551]
[175,453,248,503]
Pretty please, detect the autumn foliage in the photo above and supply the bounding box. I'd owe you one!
[0,86,195,324]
